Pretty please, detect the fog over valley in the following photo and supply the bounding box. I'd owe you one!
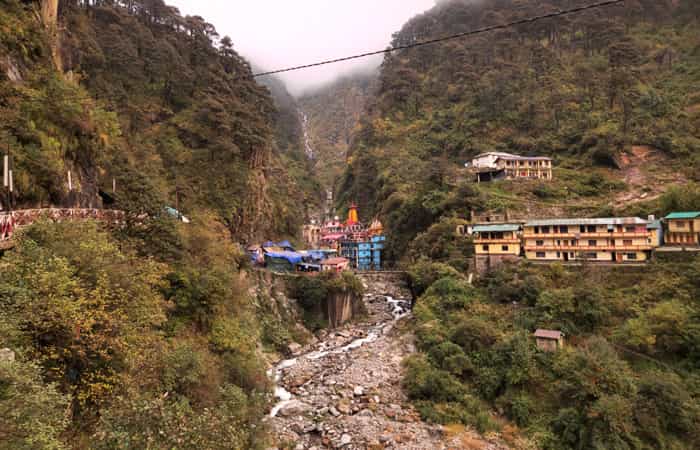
[167,0,436,95]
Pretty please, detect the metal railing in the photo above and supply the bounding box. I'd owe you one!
[0,208,124,242]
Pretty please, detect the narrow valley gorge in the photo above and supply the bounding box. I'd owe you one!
[269,274,508,450]
[2,1,700,449]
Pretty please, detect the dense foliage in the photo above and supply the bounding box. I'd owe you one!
[406,259,700,449]
[286,271,365,331]
[1,0,320,240]
[0,220,274,448]
[0,1,323,447]
[338,0,700,260]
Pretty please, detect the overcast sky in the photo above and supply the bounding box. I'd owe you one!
[167,0,436,96]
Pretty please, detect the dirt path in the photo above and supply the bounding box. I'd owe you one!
[267,276,508,450]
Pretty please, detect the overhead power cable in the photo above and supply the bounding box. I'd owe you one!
[252,0,625,78]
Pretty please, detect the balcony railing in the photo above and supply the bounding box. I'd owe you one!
[523,232,649,239]
[474,239,521,244]
[525,245,653,251]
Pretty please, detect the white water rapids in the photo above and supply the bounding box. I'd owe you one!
[268,295,411,417]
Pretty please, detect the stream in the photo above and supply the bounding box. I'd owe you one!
[267,275,505,449]
[268,294,411,418]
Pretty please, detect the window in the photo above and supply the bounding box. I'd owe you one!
[556,252,561,258]
[627,253,637,260]
[584,252,598,259]
[536,252,546,258]
[542,226,551,234]
[587,225,596,233]
[625,225,635,233]
[482,245,489,252]
[560,225,569,233]
[676,221,686,228]
[536,240,544,246]
[580,225,586,233]
[534,226,540,234]
[502,245,509,251]
[588,240,597,247]
[623,240,633,246]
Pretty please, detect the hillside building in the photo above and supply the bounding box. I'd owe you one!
[664,212,700,246]
[473,223,522,272]
[467,152,553,183]
[534,330,565,352]
[523,217,656,263]
[303,222,322,247]
[320,257,350,273]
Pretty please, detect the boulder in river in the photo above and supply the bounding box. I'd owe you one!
[278,400,312,417]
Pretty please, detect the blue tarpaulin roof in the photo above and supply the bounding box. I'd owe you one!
[264,250,303,264]
[263,240,295,250]
[307,250,328,261]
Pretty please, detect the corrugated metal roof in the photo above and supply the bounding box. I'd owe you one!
[534,329,564,339]
[474,152,552,161]
[665,212,700,219]
[473,224,521,232]
[525,217,648,226]
[647,220,662,230]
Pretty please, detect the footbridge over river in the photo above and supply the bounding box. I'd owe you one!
[0,208,124,250]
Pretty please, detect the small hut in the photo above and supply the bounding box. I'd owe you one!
[534,329,565,352]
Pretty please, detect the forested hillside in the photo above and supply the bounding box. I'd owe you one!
[298,72,376,195]
[325,1,700,448]
[1,0,319,240]
[0,1,319,448]
[338,0,700,258]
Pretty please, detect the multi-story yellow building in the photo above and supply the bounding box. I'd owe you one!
[522,217,655,263]
[473,223,522,272]
[664,212,700,246]
[469,152,553,182]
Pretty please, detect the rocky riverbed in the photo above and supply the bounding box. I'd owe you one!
[267,275,508,450]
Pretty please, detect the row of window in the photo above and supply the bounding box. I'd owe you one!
[534,252,638,260]
[503,160,551,167]
[667,234,699,243]
[533,239,635,247]
[531,225,639,234]
[482,245,512,252]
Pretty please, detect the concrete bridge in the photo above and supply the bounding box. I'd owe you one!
[0,208,124,249]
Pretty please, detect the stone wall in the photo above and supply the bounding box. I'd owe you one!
[474,254,521,275]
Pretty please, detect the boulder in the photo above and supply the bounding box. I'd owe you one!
[287,342,303,355]
[278,400,312,417]
[0,348,14,362]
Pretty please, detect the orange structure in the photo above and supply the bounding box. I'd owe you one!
[347,203,359,226]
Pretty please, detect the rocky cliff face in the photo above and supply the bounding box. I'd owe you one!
[322,290,364,329]
[298,72,377,195]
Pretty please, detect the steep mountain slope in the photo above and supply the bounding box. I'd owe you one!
[1,0,315,241]
[256,71,325,222]
[298,72,377,196]
[338,0,700,258]
[0,1,318,448]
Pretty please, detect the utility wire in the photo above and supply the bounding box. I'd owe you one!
[252,0,625,78]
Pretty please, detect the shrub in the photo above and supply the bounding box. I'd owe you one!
[408,259,464,297]
[421,276,476,312]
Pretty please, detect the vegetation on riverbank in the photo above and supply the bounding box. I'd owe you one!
[405,258,700,449]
